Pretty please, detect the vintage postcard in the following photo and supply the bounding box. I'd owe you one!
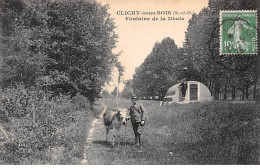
[0,0,259,166]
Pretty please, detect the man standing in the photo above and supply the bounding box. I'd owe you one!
[179,79,188,99]
[129,96,146,149]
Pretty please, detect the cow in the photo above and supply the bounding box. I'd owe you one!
[103,108,128,147]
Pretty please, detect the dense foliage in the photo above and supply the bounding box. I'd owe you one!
[132,37,182,100]
[121,80,134,99]
[0,85,92,164]
[0,0,120,102]
[0,0,119,164]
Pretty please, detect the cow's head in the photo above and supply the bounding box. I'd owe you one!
[117,108,127,125]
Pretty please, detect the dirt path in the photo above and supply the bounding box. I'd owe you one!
[81,103,141,165]
[0,124,9,146]
[81,103,107,164]
[80,100,185,165]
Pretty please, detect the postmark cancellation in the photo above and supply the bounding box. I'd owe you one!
[220,10,258,55]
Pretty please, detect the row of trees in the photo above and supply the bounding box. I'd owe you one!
[102,80,133,99]
[129,0,259,100]
[0,0,121,102]
[131,38,182,100]
[0,0,121,164]
[183,0,258,100]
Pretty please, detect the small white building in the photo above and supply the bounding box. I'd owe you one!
[164,81,213,103]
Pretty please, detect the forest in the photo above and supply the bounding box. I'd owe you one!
[123,0,259,101]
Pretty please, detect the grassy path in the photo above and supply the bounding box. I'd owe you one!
[81,102,145,165]
[80,99,259,165]
[81,103,107,164]
[80,99,188,165]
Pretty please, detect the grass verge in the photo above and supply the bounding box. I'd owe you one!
[0,90,103,165]
[99,98,259,164]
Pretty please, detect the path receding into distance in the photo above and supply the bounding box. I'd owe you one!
[81,103,107,164]
[80,103,138,165]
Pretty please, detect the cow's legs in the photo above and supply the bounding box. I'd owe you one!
[111,128,120,147]
[106,127,110,141]
[112,128,115,147]
[116,128,120,145]
[117,128,120,138]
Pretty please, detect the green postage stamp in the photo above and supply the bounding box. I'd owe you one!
[220,10,258,55]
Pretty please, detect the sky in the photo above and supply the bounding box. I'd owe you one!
[98,0,209,92]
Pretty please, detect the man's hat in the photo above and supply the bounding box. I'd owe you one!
[131,95,137,100]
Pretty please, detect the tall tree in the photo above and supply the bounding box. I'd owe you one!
[0,0,120,102]
[132,37,182,100]
[0,0,52,88]
[45,0,119,102]
[121,80,133,99]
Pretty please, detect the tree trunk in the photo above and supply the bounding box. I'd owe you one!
[214,82,220,100]
[210,78,213,93]
[241,88,245,100]
[32,104,36,127]
[253,80,257,99]
[224,82,228,100]
[245,85,249,100]
[159,92,163,101]
[232,86,236,100]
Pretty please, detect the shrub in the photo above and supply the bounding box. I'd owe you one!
[0,85,92,164]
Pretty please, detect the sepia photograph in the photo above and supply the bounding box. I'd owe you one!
[0,0,259,165]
